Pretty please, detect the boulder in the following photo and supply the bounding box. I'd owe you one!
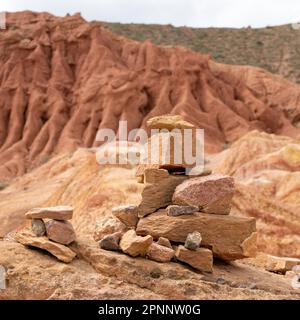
[172,174,234,214]
[157,237,173,249]
[31,219,46,237]
[185,231,202,250]
[45,220,76,245]
[99,232,122,251]
[93,217,128,242]
[119,230,153,257]
[146,243,175,263]
[112,205,139,228]
[175,245,213,273]
[14,230,76,263]
[25,206,73,220]
[265,255,300,274]
[136,210,257,261]
[138,169,187,217]
[166,205,198,217]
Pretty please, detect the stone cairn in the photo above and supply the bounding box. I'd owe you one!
[94,115,257,273]
[15,206,77,263]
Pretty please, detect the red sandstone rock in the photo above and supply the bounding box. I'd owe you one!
[146,242,175,263]
[1,12,300,180]
[119,230,153,257]
[172,174,234,214]
[25,206,73,220]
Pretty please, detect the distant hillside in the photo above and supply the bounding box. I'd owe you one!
[99,22,300,84]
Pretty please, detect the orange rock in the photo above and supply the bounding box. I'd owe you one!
[175,245,213,273]
[136,210,257,261]
[14,230,76,263]
[146,242,175,263]
[25,206,73,220]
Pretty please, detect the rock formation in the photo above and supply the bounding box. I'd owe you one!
[15,206,77,262]
[2,12,300,180]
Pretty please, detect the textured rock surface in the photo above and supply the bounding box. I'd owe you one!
[166,205,198,217]
[146,242,175,263]
[14,230,76,263]
[147,115,195,130]
[175,245,213,272]
[265,255,300,274]
[45,220,76,245]
[157,237,173,249]
[138,169,187,217]
[93,217,128,242]
[185,231,202,250]
[112,205,139,228]
[25,206,73,220]
[31,219,46,237]
[2,12,300,180]
[137,210,257,261]
[173,174,234,214]
[99,232,121,251]
[212,131,300,257]
[120,230,153,257]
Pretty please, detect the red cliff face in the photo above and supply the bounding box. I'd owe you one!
[1,11,300,179]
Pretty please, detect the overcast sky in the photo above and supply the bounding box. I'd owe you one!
[0,0,299,28]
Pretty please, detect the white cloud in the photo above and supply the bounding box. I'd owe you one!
[0,0,299,28]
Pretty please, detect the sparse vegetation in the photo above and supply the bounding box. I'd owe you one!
[99,22,300,83]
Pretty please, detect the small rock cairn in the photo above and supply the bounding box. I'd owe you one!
[15,206,77,263]
[94,115,257,273]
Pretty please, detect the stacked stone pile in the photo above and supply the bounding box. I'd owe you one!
[14,206,77,263]
[94,115,257,273]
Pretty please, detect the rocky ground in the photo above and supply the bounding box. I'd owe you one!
[0,132,299,299]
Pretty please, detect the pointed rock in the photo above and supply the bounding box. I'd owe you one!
[147,243,175,263]
[112,205,139,228]
[99,232,122,251]
[14,231,76,263]
[157,237,173,249]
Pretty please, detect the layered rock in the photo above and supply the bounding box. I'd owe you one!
[173,174,234,214]
[175,245,213,273]
[14,231,76,263]
[138,169,187,217]
[25,206,73,220]
[112,205,139,228]
[146,242,175,263]
[265,255,300,274]
[45,220,76,245]
[136,210,257,261]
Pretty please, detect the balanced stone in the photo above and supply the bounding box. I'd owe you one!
[45,220,76,245]
[185,231,202,250]
[31,219,46,237]
[166,205,198,217]
[119,230,153,257]
[25,206,73,220]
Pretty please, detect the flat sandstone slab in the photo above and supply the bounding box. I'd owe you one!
[14,230,76,263]
[136,210,257,261]
[25,206,73,220]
